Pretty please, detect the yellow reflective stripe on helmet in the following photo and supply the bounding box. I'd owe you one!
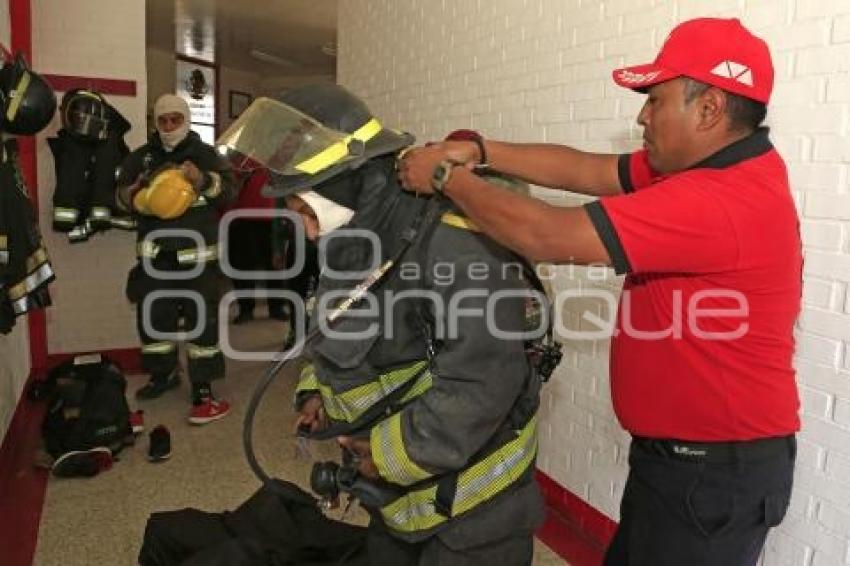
[142,342,176,355]
[318,361,428,423]
[379,415,538,534]
[440,212,480,233]
[54,207,80,222]
[186,344,221,359]
[295,364,319,396]
[6,71,31,122]
[371,412,432,486]
[294,118,383,175]
[177,243,219,264]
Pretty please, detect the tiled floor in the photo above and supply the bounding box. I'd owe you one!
[33,318,566,565]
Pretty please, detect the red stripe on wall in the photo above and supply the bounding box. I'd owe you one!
[0,373,47,566]
[535,470,618,566]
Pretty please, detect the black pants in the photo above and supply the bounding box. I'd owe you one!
[137,285,224,385]
[228,218,285,315]
[604,436,795,566]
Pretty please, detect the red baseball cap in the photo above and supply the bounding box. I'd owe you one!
[612,18,774,103]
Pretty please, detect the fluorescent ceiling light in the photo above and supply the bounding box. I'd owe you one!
[249,48,298,68]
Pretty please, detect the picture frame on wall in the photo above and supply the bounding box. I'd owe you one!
[229,90,252,119]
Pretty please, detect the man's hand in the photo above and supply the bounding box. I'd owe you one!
[397,141,477,194]
[181,161,205,191]
[337,436,379,480]
[294,394,327,434]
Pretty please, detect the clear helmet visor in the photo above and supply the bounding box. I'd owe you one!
[215,97,368,177]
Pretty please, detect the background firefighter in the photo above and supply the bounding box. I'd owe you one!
[116,93,236,425]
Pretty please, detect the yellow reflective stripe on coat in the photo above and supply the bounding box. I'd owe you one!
[8,254,53,300]
[142,342,176,355]
[371,412,432,486]
[317,360,428,423]
[177,243,218,264]
[295,364,319,396]
[379,415,538,534]
[186,344,221,359]
[294,118,383,175]
[440,212,480,233]
[6,71,31,122]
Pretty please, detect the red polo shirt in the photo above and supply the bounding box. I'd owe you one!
[585,128,801,441]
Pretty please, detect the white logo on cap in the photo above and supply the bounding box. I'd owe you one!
[710,61,753,87]
[617,69,662,84]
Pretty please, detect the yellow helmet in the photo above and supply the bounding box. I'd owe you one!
[134,168,196,219]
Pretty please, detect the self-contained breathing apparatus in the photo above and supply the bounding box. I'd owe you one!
[217,88,562,513]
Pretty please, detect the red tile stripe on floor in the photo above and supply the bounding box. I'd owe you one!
[535,470,617,566]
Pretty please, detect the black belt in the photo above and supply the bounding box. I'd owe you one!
[632,435,795,464]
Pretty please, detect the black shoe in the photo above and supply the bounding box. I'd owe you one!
[148,425,171,462]
[135,372,180,400]
[232,311,254,324]
[52,447,113,478]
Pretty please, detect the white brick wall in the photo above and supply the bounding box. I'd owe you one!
[31,0,147,355]
[339,1,850,563]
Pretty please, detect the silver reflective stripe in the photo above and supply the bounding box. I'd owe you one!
[89,207,111,220]
[186,344,221,359]
[110,217,137,229]
[54,207,79,222]
[137,240,160,258]
[68,222,92,241]
[142,342,176,355]
[202,172,222,198]
[0,251,7,265]
[12,295,28,314]
[177,244,218,264]
[190,195,209,208]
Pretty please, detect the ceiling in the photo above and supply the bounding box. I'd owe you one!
[146,0,338,76]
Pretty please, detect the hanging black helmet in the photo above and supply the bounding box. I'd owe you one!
[61,89,111,141]
[0,53,57,135]
[216,83,413,197]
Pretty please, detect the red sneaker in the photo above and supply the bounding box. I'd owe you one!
[188,398,230,425]
[129,410,145,435]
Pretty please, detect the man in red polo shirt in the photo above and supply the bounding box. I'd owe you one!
[398,17,800,566]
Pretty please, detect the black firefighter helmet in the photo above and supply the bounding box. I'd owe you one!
[216,83,413,198]
[0,53,56,135]
[60,89,112,141]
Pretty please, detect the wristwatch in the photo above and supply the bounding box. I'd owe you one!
[431,159,463,194]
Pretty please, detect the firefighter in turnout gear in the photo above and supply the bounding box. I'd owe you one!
[49,88,133,240]
[217,85,545,564]
[117,94,236,425]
